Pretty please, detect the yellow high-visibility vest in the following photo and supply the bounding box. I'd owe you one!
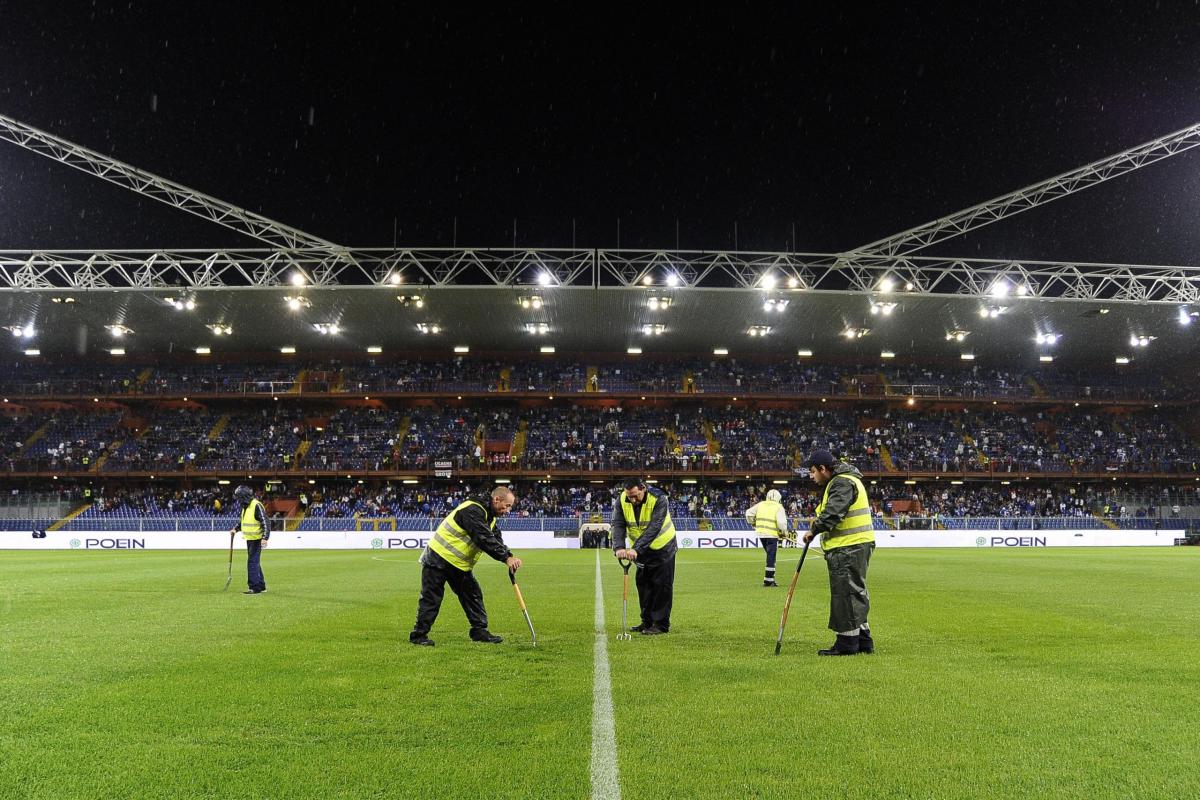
[816,473,874,551]
[751,499,785,538]
[240,499,266,541]
[620,490,676,551]
[428,499,492,571]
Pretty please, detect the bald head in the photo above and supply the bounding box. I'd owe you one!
[491,486,515,515]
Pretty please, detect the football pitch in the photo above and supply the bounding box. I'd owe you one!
[2,547,1198,800]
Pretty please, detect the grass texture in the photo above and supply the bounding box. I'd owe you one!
[1,547,1197,799]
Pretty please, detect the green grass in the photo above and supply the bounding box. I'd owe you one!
[1,548,1198,799]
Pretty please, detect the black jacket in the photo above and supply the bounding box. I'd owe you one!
[610,486,677,563]
[423,496,513,569]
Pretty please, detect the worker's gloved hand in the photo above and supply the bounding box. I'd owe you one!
[506,556,522,572]
[803,531,816,544]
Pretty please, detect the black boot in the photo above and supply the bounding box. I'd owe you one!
[763,578,778,587]
[470,628,503,644]
[818,634,861,656]
[410,634,435,647]
[858,627,875,654]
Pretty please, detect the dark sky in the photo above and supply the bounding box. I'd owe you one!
[1,2,1199,262]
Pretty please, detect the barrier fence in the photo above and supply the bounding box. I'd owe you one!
[2,515,1195,533]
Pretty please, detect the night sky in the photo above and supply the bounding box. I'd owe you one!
[2,3,1199,263]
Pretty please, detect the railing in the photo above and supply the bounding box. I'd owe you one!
[0,377,1178,404]
[2,515,1195,533]
[7,454,1195,477]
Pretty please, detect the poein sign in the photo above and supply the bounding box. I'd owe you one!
[987,536,1047,548]
[84,538,146,549]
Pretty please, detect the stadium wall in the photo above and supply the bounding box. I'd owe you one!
[1,530,1180,550]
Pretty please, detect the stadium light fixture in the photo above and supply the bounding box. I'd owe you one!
[881,351,896,359]
[787,276,800,289]
[626,347,642,354]
[454,345,470,353]
[524,322,550,335]
[760,273,777,290]
[195,347,211,355]
[713,348,729,355]
[878,277,895,293]
[519,295,544,310]
[666,273,681,288]
[946,330,970,342]
[23,349,40,356]
[537,272,553,287]
[641,275,653,286]
[747,325,771,337]
[207,324,233,336]
[763,298,789,312]
[284,296,311,311]
[797,349,813,357]
[1035,333,1060,345]
[366,346,383,354]
[647,296,672,311]
[312,323,341,335]
[1179,307,1197,325]
[290,272,307,287]
[5,325,35,338]
[109,348,125,356]
[990,279,1010,298]
[50,297,76,304]
[1016,283,1030,297]
[960,353,975,360]
[870,301,896,316]
[980,306,1007,318]
[388,272,403,285]
[842,327,869,339]
[1039,355,1054,362]
[906,397,915,406]
[642,324,665,336]
[540,346,556,354]
[106,324,133,338]
[280,346,296,354]
[1114,356,1131,364]
[681,479,697,484]
[1129,334,1155,348]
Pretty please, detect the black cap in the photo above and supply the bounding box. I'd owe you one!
[802,449,837,469]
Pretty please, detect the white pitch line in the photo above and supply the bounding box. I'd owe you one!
[590,549,622,800]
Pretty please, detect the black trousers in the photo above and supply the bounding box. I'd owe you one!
[246,539,266,592]
[824,542,873,633]
[761,536,778,579]
[635,556,675,631]
[411,560,488,639]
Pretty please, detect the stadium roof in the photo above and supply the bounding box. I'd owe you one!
[1,277,1194,366]
[0,113,1197,366]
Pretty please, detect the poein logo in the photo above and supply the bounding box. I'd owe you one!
[70,538,82,549]
[975,537,986,547]
[371,538,384,549]
[681,538,693,547]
